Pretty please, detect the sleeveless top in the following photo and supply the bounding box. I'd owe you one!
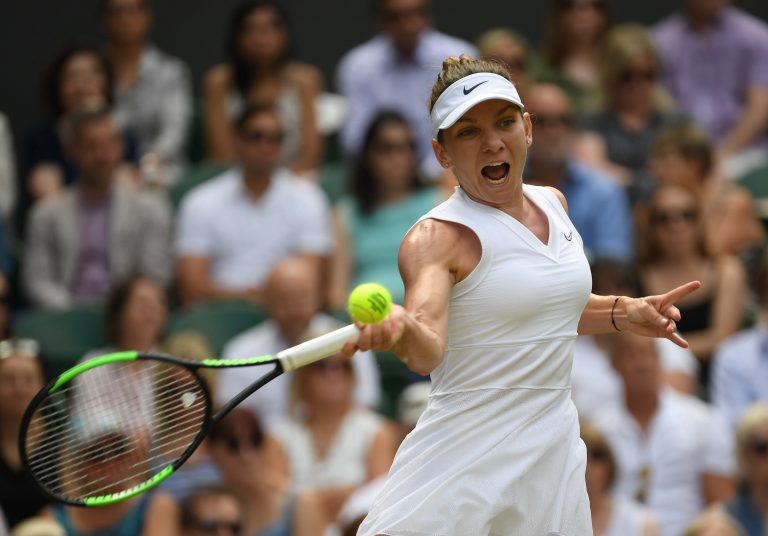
[423,185,592,395]
[271,408,382,489]
[357,185,594,535]
[51,492,151,536]
[603,495,654,536]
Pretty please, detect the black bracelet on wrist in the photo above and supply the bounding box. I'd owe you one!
[611,296,622,332]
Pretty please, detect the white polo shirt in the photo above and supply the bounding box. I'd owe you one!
[216,313,381,430]
[175,167,334,290]
[593,388,735,536]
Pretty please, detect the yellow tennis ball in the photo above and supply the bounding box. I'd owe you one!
[348,283,392,324]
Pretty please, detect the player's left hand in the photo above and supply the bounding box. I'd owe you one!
[619,280,701,348]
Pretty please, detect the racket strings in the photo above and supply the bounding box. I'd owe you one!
[24,359,207,501]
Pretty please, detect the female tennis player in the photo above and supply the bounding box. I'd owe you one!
[344,55,700,536]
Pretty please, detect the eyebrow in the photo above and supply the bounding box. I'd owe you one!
[455,104,518,124]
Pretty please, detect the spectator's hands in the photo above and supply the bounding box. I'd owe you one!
[620,280,701,348]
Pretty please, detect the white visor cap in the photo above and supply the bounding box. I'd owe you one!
[430,72,524,139]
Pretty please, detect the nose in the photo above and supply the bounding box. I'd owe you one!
[480,128,504,153]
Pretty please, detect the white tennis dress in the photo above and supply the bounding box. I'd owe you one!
[357,185,593,536]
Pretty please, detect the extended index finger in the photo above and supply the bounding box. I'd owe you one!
[660,280,701,307]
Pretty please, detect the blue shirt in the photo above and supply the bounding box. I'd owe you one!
[711,325,768,428]
[528,160,633,261]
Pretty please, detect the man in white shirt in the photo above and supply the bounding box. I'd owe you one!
[593,332,736,536]
[175,104,334,307]
[216,257,380,430]
[335,0,476,179]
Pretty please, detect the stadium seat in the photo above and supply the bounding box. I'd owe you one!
[13,307,107,380]
[166,300,267,356]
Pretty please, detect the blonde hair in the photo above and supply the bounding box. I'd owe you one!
[428,55,513,113]
[162,331,216,399]
[681,509,745,536]
[598,24,672,112]
[735,402,768,475]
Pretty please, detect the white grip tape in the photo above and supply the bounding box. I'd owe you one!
[277,324,360,372]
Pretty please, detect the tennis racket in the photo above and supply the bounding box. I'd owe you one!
[19,323,360,507]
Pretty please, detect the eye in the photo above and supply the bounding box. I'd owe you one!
[457,127,478,138]
[498,117,517,128]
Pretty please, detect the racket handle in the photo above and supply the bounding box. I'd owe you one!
[277,324,360,372]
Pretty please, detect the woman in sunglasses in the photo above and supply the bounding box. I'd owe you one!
[581,421,657,536]
[328,111,442,309]
[269,329,397,526]
[574,24,688,204]
[724,402,768,535]
[208,409,324,536]
[636,184,747,393]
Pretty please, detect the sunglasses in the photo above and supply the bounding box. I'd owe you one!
[651,208,698,226]
[371,141,416,155]
[533,114,572,128]
[218,434,263,453]
[588,448,611,462]
[190,518,243,535]
[239,129,284,145]
[748,439,768,457]
[308,360,353,373]
[620,69,657,85]
[382,6,428,23]
[0,338,40,359]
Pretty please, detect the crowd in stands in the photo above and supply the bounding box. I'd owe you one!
[1,0,768,534]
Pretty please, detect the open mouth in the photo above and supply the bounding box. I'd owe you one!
[481,162,510,183]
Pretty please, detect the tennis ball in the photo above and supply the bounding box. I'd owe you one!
[348,283,392,324]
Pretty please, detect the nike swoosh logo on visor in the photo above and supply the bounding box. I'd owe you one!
[463,81,488,95]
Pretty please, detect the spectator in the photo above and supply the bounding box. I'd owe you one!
[594,332,736,536]
[523,82,633,261]
[25,45,137,203]
[0,339,49,529]
[724,403,768,535]
[394,380,431,445]
[22,109,172,310]
[329,111,441,308]
[475,28,535,102]
[8,518,65,536]
[102,0,193,187]
[682,510,746,536]
[539,0,613,113]
[0,112,16,223]
[635,183,747,380]
[47,482,180,535]
[270,328,397,523]
[180,486,244,536]
[574,24,688,203]
[218,256,380,430]
[581,421,658,536]
[336,0,476,179]
[649,124,765,263]
[175,104,333,307]
[711,255,768,428]
[208,408,325,535]
[653,0,768,174]
[204,0,323,176]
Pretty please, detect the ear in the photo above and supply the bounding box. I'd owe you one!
[432,138,451,168]
[523,112,533,146]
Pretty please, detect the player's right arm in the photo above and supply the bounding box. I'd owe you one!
[350,218,479,376]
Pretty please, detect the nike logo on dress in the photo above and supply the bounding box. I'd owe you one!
[463,81,488,95]
[564,231,573,241]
